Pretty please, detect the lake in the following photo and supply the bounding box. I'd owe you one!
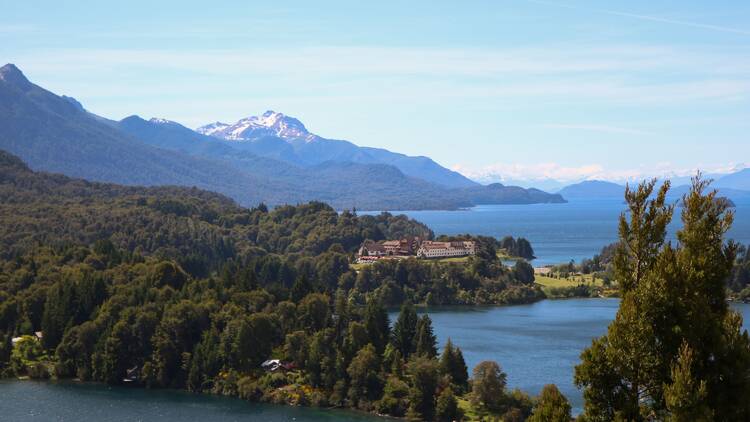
[0,380,381,422]
[367,198,750,266]
[392,299,750,415]
[4,299,748,420]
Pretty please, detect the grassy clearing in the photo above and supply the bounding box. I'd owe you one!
[534,273,602,288]
[457,397,504,421]
[535,273,620,298]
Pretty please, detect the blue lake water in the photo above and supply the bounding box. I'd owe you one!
[370,198,750,266]
[392,299,750,415]
[0,380,381,422]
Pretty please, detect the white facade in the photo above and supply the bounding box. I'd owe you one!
[417,241,476,259]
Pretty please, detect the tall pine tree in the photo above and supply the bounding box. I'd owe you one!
[575,177,750,420]
[391,302,418,359]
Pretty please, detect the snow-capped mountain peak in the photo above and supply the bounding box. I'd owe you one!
[195,121,230,136]
[196,111,316,142]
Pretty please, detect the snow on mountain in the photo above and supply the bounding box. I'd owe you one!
[197,111,317,142]
[194,110,479,188]
[149,117,178,125]
[196,121,230,136]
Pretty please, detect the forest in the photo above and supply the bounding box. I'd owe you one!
[0,150,553,420]
[3,149,750,421]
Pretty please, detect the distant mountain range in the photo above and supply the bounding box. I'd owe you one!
[0,63,564,210]
[558,178,750,202]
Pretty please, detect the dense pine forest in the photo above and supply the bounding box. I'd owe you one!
[0,150,550,420]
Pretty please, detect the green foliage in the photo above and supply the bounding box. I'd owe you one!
[414,315,437,358]
[363,299,390,354]
[440,338,469,393]
[663,343,711,421]
[435,386,462,422]
[0,150,562,420]
[377,375,410,417]
[470,360,507,411]
[575,177,750,421]
[346,344,383,408]
[391,302,418,359]
[500,236,536,259]
[407,356,441,421]
[528,384,572,422]
[512,260,535,284]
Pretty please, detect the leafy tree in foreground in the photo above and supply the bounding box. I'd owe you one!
[575,177,750,421]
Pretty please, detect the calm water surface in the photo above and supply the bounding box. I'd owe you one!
[371,198,750,266]
[0,380,381,422]
[392,300,750,415]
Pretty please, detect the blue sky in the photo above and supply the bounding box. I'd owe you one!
[2,0,749,186]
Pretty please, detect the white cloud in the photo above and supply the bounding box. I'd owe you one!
[453,162,748,185]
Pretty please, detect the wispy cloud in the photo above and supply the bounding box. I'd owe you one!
[524,0,750,36]
[543,124,654,136]
[15,44,750,106]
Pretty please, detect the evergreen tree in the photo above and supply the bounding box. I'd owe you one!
[407,356,440,421]
[41,281,76,350]
[289,274,312,302]
[440,338,469,393]
[528,384,571,422]
[346,344,383,407]
[378,376,410,417]
[363,298,390,354]
[391,302,418,359]
[664,343,711,422]
[435,386,462,422]
[575,177,750,421]
[414,315,437,358]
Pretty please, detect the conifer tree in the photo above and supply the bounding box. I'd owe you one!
[290,274,312,302]
[414,314,437,358]
[435,386,462,422]
[528,384,571,422]
[363,298,390,354]
[664,343,711,422]
[391,302,418,359]
[407,356,440,421]
[575,177,750,420]
[440,338,469,393]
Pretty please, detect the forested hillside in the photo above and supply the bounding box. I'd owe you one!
[0,150,546,420]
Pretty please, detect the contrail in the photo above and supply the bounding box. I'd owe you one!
[524,0,750,36]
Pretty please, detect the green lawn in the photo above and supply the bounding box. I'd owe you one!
[534,273,602,288]
[457,397,504,421]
